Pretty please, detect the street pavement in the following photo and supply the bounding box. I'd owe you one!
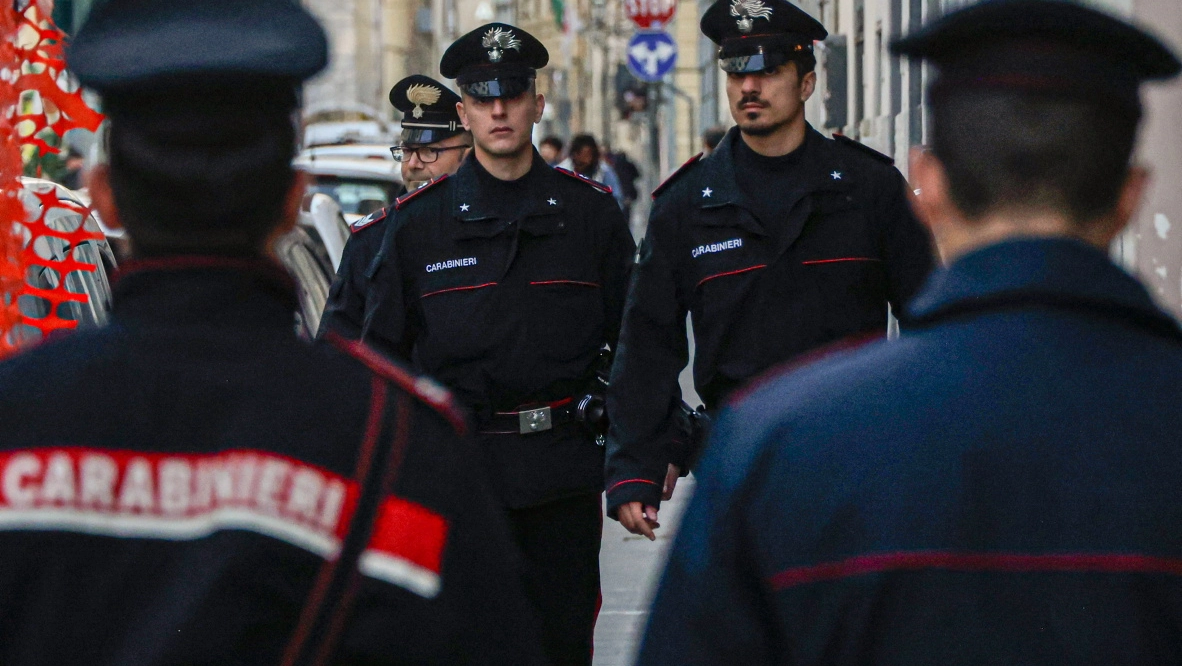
[594,474,694,666]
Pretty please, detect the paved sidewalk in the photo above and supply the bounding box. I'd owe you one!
[593,475,695,666]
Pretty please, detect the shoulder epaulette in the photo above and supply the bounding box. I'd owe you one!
[554,167,613,194]
[324,331,469,435]
[395,174,450,210]
[349,208,387,234]
[832,134,894,165]
[652,153,704,200]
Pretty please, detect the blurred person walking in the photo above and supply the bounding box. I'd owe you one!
[560,133,626,210]
[700,125,726,155]
[604,145,641,222]
[334,22,635,666]
[639,1,1182,663]
[0,2,544,664]
[604,0,935,539]
[539,135,564,166]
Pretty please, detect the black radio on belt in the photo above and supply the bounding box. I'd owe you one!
[575,393,608,435]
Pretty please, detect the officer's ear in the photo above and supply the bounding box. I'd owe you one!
[533,92,546,124]
[86,164,122,231]
[456,100,471,131]
[1090,164,1149,248]
[800,69,817,102]
[908,146,958,245]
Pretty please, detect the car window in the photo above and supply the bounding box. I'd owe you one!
[307,176,394,214]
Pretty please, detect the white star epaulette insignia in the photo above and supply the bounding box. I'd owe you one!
[395,174,451,210]
[652,152,704,200]
[554,166,613,195]
[831,133,894,166]
[350,208,387,234]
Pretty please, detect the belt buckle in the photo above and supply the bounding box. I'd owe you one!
[518,406,552,434]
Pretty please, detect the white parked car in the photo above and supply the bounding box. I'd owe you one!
[298,192,350,272]
[294,153,402,225]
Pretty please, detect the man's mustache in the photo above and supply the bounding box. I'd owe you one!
[739,94,766,106]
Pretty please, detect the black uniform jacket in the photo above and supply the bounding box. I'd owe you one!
[0,259,545,666]
[322,204,393,345]
[605,126,934,515]
[640,238,1182,665]
[325,152,635,509]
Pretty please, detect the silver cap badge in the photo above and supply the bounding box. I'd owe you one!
[482,27,523,63]
[730,0,773,33]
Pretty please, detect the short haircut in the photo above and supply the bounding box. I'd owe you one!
[790,51,817,76]
[540,135,563,151]
[568,133,599,161]
[105,83,298,256]
[930,88,1140,224]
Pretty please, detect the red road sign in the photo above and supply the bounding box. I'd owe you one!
[625,0,676,30]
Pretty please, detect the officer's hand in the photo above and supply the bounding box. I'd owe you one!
[618,501,659,541]
[662,464,681,501]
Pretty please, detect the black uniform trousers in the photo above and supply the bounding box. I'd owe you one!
[504,489,603,666]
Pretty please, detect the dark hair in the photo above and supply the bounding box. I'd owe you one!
[789,51,817,76]
[105,83,300,257]
[540,135,564,151]
[568,134,600,162]
[930,88,1140,223]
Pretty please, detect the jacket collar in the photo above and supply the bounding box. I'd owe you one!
[449,150,568,222]
[694,123,854,212]
[111,256,299,330]
[905,237,1181,339]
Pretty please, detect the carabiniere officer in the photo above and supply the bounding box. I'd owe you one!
[347,23,635,666]
[604,0,937,537]
[321,74,472,348]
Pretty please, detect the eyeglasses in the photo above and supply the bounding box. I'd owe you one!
[390,145,469,163]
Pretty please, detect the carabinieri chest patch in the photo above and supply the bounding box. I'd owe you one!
[692,238,743,258]
[426,257,478,272]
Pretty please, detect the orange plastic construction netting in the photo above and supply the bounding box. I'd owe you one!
[1,1,105,357]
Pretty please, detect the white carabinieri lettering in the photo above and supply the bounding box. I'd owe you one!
[0,448,449,599]
[692,238,743,259]
[425,257,478,273]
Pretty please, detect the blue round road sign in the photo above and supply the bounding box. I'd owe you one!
[626,30,678,83]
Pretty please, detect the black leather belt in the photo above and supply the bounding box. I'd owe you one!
[479,398,578,435]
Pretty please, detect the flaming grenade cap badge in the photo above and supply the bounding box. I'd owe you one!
[730,0,773,33]
[482,27,522,63]
[406,83,442,118]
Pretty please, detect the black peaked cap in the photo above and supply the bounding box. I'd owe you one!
[892,0,1181,94]
[390,75,464,144]
[700,0,827,49]
[439,23,548,84]
[67,0,329,92]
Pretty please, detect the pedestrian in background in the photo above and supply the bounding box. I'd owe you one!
[604,0,935,539]
[0,1,544,664]
[346,22,636,665]
[604,145,641,222]
[321,74,471,351]
[539,135,564,165]
[560,133,626,210]
[700,125,726,155]
[640,0,1182,662]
